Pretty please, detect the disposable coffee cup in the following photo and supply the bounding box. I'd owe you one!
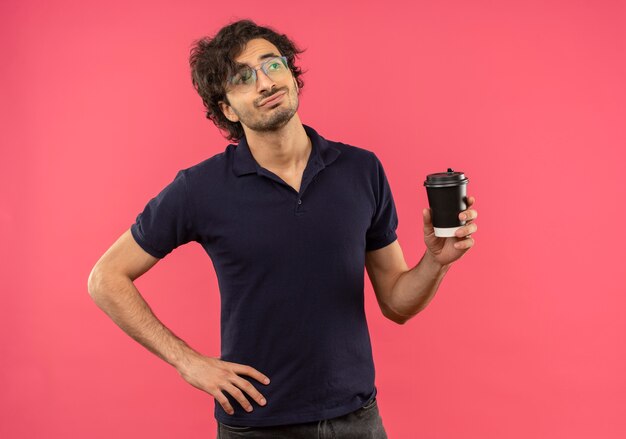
[423,168,469,237]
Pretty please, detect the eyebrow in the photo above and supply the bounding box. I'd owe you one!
[258,52,280,61]
[235,52,281,69]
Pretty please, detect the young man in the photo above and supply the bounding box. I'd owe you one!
[88,19,478,438]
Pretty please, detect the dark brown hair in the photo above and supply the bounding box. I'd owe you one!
[189,19,307,142]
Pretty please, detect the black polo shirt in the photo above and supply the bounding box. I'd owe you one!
[130,124,399,427]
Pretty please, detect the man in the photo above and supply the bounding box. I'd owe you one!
[88,19,478,438]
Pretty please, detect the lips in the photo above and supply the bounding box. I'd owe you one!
[259,91,286,107]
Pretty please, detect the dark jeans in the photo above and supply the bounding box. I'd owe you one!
[217,398,388,438]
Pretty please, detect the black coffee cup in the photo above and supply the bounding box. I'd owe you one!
[424,168,469,237]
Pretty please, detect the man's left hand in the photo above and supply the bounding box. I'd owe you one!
[422,195,478,267]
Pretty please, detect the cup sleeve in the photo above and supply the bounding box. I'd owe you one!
[130,170,198,259]
[365,153,399,252]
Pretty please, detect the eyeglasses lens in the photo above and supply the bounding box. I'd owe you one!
[229,57,289,91]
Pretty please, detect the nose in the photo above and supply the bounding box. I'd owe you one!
[255,67,276,93]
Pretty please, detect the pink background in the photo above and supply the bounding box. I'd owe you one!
[2,0,625,437]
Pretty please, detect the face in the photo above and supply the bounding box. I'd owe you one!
[219,38,300,134]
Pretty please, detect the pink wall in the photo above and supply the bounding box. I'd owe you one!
[2,0,625,437]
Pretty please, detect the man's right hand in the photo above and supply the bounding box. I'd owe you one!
[177,354,270,415]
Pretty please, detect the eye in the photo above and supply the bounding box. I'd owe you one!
[268,58,286,71]
[232,68,254,84]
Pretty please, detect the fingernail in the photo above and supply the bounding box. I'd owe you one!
[264,378,270,384]
[260,398,266,405]
[460,213,466,220]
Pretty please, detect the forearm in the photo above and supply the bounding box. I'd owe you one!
[388,251,451,323]
[88,272,199,372]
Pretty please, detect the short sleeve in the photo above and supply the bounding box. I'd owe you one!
[365,154,399,252]
[130,170,198,259]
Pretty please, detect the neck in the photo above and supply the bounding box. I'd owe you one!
[243,115,311,172]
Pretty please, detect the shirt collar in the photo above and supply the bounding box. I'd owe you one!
[232,124,341,177]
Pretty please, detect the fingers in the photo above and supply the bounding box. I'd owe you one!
[232,375,268,408]
[213,376,267,415]
[454,220,477,249]
[178,356,272,417]
[214,389,236,415]
[422,208,431,224]
[459,195,477,220]
[224,382,254,413]
[454,236,475,250]
[455,222,478,238]
[232,363,271,386]
[426,195,477,224]
[216,363,269,415]
[459,211,477,221]
[422,208,434,235]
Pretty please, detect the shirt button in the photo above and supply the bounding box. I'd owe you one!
[298,199,302,205]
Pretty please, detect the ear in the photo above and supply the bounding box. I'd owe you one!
[219,100,239,123]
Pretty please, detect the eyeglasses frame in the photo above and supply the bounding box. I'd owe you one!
[227,55,290,91]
